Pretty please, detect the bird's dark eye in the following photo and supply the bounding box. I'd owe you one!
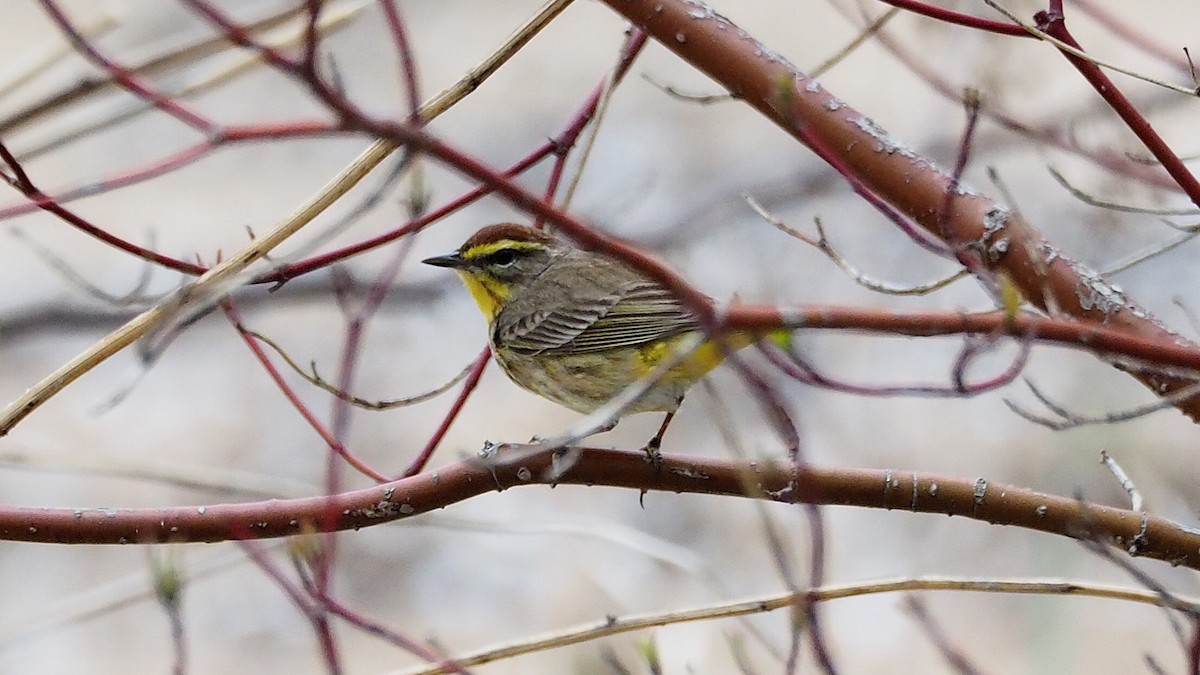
[488,248,519,267]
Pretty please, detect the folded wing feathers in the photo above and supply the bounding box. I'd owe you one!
[502,279,699,355]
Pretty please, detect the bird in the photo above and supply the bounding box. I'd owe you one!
[422,223,747,460]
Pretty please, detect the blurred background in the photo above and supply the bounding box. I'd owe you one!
[2,0,1200,672]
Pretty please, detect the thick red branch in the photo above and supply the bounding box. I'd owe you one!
[3,446,1196,571]
[725,306,1200,374]
[596,0,1200,420]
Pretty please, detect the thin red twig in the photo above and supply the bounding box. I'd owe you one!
[875,0,1030,37]
[37,1,217,133]
[223,299,391,483]
[400,347,490,478]
[1036,9,1200,207]
[377,1,423,123]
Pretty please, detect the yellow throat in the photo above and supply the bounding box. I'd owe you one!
[456,269,509,320]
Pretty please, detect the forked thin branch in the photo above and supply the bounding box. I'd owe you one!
[0,0,575,436]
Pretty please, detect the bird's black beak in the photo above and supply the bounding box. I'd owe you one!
[421,252,466,269]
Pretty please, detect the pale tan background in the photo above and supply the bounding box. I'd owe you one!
[1,0,1199,672]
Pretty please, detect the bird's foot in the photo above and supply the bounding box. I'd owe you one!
[641,440,663,470]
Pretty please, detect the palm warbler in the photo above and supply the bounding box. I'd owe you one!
[422,223,745,455]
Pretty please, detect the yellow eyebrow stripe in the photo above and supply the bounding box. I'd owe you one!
[461,239,545,260]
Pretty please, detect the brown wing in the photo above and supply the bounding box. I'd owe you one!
[495,255,699,356]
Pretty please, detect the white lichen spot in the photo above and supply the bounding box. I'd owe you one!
[1071,261,1129,320]
[1035,505,1048,517]
[28,527,36,534]
[982,206,1009,240]
[1038,241,1061,265]
[669,466,711,479]
[972,478,988,505]
[754,44,795,68]
[825,100,843,111]
[675,32,687,44]
[196,506,206,515]
[355,496,416,519]
[929,482,939,497]
[988,238,1009,260]
[805,80,821,93]
[766,480,796,499]
[851,115,949,176]
[516,467,533,481]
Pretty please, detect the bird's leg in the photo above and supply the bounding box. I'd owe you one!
[642,411,675,468]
